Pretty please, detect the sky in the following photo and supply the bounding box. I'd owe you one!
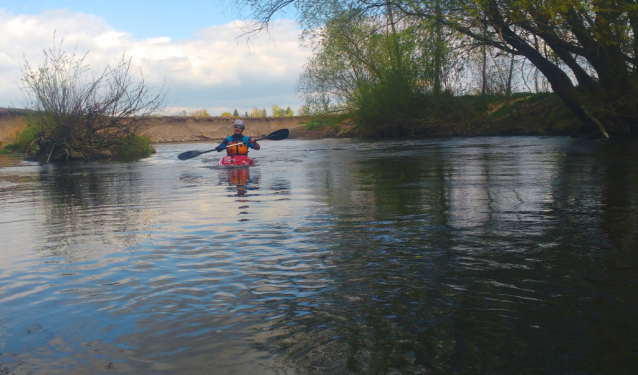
[0,0,307,115]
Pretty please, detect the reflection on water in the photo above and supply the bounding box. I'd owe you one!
[0,137,637,374]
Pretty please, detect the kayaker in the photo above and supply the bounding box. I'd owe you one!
[215,119,260,155]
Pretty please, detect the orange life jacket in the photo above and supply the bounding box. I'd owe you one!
[226,141,249,156]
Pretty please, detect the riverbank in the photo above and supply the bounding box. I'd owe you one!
[0,95,583,149]
[0,109,318,146]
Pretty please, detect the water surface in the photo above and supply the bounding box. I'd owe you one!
[1,137,637,374]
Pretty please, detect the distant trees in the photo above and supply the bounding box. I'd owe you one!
[179,107,296,118]
[272,105,295,117]
[251,107,264,117]
[190,109,211,117]
[283,107,295,117]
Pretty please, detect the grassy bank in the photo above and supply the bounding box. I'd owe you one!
[299,93,581,138]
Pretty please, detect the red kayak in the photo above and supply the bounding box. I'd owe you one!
[218,155,254,167]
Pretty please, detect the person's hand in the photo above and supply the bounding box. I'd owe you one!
[250,137,257,144]
[215,146,224,152]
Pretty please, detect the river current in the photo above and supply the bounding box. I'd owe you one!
[1,137,637,374]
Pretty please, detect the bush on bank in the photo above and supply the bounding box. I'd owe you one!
[1,118,155,160]
[15,39,166,162]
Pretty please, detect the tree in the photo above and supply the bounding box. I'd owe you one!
[19,39,166,160]
[233,109,240,117]
[190,109,211,117]
[245,111,249,117]
[235,0,638,136]
[295,8,463,133]
[298,105,310,116]
[285,107,294,116]
[394,0,636,136]
[220,112,233,117]
[272,105,283,117]
[262,108,268,117]
[251,107,263,117]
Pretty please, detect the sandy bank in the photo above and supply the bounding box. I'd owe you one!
[141,116,314,143]
[0,111,331,146]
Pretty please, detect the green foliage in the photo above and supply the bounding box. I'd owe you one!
[272,105,295,117]
[298,106,310,116]
[220,112,233,117]
[240,0,638,135]
[297,7,466,135]
[191,109,211,117]
[110,135,155,158]
[233,109,239,117]
[458,95,506,112]
[272,105,283,117]
[0,117,41,155]
[1,118,155,159]
[302,114,344,130]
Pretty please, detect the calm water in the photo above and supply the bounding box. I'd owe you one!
[1,137,637,374]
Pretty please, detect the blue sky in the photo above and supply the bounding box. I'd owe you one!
[0,1,306,115]
[0,0,298,40]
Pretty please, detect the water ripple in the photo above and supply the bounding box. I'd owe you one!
[1,138,637,374]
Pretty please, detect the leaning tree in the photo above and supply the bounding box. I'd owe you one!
[235,0,638,137]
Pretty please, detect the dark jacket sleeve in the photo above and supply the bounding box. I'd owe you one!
[215,138,229,152]
[243,136,256,149]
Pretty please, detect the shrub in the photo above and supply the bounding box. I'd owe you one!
[19,38,166,161]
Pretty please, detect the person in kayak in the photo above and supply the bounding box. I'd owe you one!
[215,119,260,155]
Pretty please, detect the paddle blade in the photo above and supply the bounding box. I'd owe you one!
[264,128,289,141]
[178,150,204,160]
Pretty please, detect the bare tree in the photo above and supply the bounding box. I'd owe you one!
[20,39,167,161]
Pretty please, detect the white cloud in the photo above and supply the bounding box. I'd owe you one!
[0,9,310,114]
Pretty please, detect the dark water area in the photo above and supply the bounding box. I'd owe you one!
[1,137,637,374]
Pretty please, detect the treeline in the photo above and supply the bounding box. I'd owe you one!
[176,105,299,118]
[238,0,638,138]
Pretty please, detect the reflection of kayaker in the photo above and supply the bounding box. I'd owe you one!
[223,168,260,197]
[227,168,250,186]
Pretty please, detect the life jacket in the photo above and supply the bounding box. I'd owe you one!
[226,135,250,156]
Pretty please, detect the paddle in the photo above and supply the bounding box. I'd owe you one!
[177,128,289,160]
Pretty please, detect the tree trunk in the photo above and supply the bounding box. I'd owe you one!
[506,53,514,96]
[486,0,600,134]
[481,13,487,96]
[434,0,442,95]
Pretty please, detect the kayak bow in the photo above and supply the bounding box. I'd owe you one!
[218,155,254,167]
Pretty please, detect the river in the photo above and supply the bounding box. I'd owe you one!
[1,137,637,374]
